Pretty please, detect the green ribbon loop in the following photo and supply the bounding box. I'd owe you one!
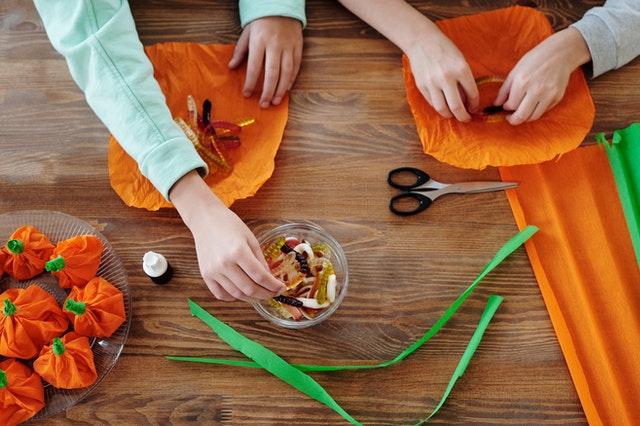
[65,299,87,316]
[45,255,65,272]
[52,337,65,356]
[6,239,24,254]
[3,299,17,317]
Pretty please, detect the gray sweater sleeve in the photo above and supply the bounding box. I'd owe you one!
[571,0,640,78]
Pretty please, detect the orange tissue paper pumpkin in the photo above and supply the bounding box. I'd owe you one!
[46,235,103,288]
[108,43,289,211]
[402,6,595,169]
[64,277,126,338]
[34,332,97,389]
[0,285,69,359]
[1,225,54,280]
[0,358,45,426]
[0,250,6,278]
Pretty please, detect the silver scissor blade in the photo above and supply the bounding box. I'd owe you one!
[447,181,518,194]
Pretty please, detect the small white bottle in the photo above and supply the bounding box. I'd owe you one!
[143,251,173,285]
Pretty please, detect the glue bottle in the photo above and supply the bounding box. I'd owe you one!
[143,251,173,285]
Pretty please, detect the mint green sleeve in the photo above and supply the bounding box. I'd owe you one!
[239,0,306,28]
[33,0,207,200]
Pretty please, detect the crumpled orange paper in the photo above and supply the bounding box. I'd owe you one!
[403,6,595,169]
[108,43,289,210]
[0,358,45,426]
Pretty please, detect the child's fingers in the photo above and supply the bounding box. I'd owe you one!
[243,39,265,97]
[238,249,286,294]
[502,80,525,111]
[494,75,513,106]
[430,89,452,118]
[229,30,250,69]
[217,274,259,303]
[289,44,302,91]
[528,97,553,122]
[273,50,294,105]
[227,265,275,300]
[260,48,281,108]
[508,92,538,125]
[443,83,471,122]
[207,281,236,301]
[458,72,479,112]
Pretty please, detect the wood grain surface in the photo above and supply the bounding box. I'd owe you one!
[1,0,638,424]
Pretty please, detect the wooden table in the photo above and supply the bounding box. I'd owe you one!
[1,1,638,424]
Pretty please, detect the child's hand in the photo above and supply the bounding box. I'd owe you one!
[171,171,286,302]
[407,31,479,122]
[494,27,591,125]
[229,16,303,108]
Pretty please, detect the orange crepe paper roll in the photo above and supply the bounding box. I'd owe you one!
[34,332,97,389]
[46,235,103,289]
[0,358,45,426]
[1,225,54,280]
[108,43,289,211]
[402,6,594,169]
[499,145,640,425]
[64,277,126,338]
[0,285,69,359]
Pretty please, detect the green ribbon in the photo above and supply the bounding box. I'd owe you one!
[65,299,87,316]
[3,299,16,317]
[598,123,640,265]
[0,369,7,388]
[6,239,24,254]
[169,226,537,423]
[169,225,538,372]
[52,337,65,356]
[45,255,66,272]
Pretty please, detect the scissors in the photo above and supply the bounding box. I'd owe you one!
[388,167,518,216]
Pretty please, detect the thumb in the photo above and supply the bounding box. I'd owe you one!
[229,30,250,69]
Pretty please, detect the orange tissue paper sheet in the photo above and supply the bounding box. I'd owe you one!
[499,145,640,426]
[403,6,595,169]
[0,358,45,426]
[108,43,289,211]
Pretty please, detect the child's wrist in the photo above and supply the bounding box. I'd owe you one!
[556,27,591,69]
[170,170,226,228]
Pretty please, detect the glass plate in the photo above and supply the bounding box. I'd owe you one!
[0,210,132,419]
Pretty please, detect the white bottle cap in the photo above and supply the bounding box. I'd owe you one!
[143,251,168,278]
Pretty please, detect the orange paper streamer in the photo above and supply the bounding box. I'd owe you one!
[0,358,45,426]
[108,43,289,210]
[499,146,640,425]
[64,277,126,338]
[1,225,54,281]
[0,285,69,359]
[403,6,594,169]
[34,332,97,389]
[47,235,103,288]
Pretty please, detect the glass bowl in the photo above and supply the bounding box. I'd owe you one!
[0,210,132,419]
[252,222,348,329]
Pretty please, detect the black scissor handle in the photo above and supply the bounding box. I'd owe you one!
[389,192,433,216]
[387,167,431,190]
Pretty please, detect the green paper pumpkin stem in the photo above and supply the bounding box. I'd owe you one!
[65,299,86,316]
[7,239,24,254]
[52,338,65,356]
[45,256,65,272]
[3,299,16,316]
[0,369,7,388]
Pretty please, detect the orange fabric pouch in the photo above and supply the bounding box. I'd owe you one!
[108,43,289,211]
[64,277,125,338]
[46,235,103,289]
[403,6,594,169]
[34,332,97,389]
[0,358,45,426]
[499,146,640,425]
[0,285,69,359]
[2,225,54,280]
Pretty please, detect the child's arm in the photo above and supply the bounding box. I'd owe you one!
[229,1,305,108]
[495,0,640,125]
[337,0,479,122]
[34,0,285,301]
